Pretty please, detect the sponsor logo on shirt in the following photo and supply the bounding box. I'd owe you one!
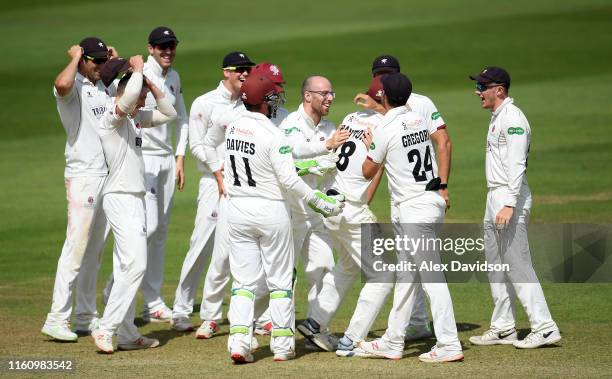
[370,142,376,150]
[284,126,300,135]
[135,137,142,147]
[432,111,441,120]
[279,145,292,154]
[507,127,525,135]
[92,106,105,118]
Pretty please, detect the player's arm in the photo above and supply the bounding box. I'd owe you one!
[362,126,387,180]
[171,76,188,191]
[281,121,349,159]
[366,165,385,204]
[203,118,227,196]
[54,45,82,97]
[140,77,177,127]
[354,93,385,114]
[430,129,452,209]
[114,56,144,119]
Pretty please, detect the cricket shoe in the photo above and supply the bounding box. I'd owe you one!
[145,306,173,323]
[358,338,403,360]
[513,329,561,349]
[254,321,273,336]
[405,323,433,342]
[335,335,373,358]
[297,318,337,352]
[418,346,464,363]
[469,328,518,346]
[196,320,218,339]
[172,317,194,332]
[41,323,78,342]
[230,346,254,364]
[74,317,99,337]
[273,350,296,362]
[92,329,114,354]
[118,336,160,351]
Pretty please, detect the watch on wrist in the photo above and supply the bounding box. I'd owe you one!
[439,183,448,190]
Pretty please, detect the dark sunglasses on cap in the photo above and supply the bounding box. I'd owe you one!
[476,82,504,92]
[84,55,108,65]
[225,66,252,74]
[155,41,177,50]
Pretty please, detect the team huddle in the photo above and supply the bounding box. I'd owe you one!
[42,26,562,363]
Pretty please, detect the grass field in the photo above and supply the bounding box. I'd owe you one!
[1,0,612,377]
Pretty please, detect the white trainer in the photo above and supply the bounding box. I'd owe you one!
[469,328,518,346]
[147,306,173,323]
[117,336,160,351]
[358,339,403,360]
[172,317,194,332]
[336,336,373,358]
[273,350,296,361]
[196,320,219,339]
[418,346,464,363]
[405,324,433,342]
[91,329,114,354]
[230,346,254,364]
[41,323,78,342]
[513,329,561,349]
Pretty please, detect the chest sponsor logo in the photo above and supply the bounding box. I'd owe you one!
[284,126,299,135]
[91,106,105,117]
[135,137,142,147]
[507,127,525,135]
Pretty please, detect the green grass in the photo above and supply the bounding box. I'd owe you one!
[1,0,612,377]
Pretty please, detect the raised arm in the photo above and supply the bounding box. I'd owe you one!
[54,45,82,97]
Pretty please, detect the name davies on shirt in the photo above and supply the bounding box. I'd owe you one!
[227,138,255,155]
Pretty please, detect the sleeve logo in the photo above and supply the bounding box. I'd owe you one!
[370,142,376,150]
[284,126,300,135]
[431,111,441,120]
[279,145,292,154]
[507,127,525,135]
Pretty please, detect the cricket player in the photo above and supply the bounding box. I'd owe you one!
[204,74,345,363]
[102,27,188,323]
[171,52,255,335]
[280,76,350,349]
[92,55,176,353]
[468,66,561,348]
[354,55,453,342]
[43,37,116,342]
[298,76,384,352]
[357,73,463,362]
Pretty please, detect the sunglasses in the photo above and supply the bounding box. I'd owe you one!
[476,82,504,92]
[225,66,252,74]
[84,55,108,65]
[307,90,336,99]
[155,41,177,51]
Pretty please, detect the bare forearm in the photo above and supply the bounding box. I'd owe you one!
[437,140,451,183]
[54,57,80,96]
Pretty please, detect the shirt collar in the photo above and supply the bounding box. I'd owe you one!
[492,97,513,117]
[244,110,271,123]
[298,103,318,129]
[76,71,96,87]
[381,105,409,126]
[145,55,166,78]
[217,80,235,102]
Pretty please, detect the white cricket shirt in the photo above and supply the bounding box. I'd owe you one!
[367,106,438,205]
[141,56,188,157]
[485,97,531,207]
[54,73,115,178]
[407,92,447,135]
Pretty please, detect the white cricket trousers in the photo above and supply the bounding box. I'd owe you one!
[104,155,177,312]
[484,186,557,333]
[172,174,230,320]
[46,176,108,327]
[292,213,335,318]
[227,198,295,355]
[382,192,461,352]
[99,193,147,341]
[309,204,376,330]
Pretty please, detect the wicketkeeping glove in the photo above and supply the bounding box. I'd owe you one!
[295,153,339,176]
[307,190,345,217]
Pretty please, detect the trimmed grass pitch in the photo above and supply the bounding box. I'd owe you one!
[1,0,612,377]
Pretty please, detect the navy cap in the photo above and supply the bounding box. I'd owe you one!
[79,37,109,59]
[100,58,131,87]
[470,66,511,89]
[372,55,400,75]
[223,51,255,68]
[148,26,179,46]
[381,73,412,105]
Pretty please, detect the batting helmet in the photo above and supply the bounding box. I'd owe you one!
[251,61,285,92]
[367,75,384,104]
[240,74,279,106]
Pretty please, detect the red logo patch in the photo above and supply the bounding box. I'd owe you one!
[136,123,141,129]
